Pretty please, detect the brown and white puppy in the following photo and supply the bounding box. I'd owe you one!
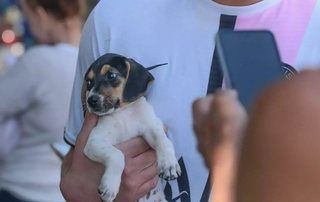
[82,53,181,202]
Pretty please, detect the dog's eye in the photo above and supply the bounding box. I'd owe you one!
[107,72,118,80]
[86,79,92,87]
[86,79,93,89]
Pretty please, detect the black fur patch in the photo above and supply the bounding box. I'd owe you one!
[85,53,155,103]
[115,99,120,109]
[146,192,151,200]
[122,59,154,102]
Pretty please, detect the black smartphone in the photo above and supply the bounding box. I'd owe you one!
[216,30,284,110]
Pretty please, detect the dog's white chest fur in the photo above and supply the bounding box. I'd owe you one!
[84,97,181,202]
[98,97,151,145]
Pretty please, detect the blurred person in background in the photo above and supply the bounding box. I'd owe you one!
[84,0,99,20]
[0,0,87,201]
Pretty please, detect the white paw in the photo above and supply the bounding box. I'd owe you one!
[99,174,121,202]
[158,154,181,181]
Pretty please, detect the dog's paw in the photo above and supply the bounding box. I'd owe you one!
[99,175,121,202]
[158,155,182,181]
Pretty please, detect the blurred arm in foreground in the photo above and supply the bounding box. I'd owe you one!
[193,69,320,202]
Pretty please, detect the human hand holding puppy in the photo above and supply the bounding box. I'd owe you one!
[60,113,167,202]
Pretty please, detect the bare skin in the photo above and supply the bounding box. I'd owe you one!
[213,0,262,6]
[20,0,82,47]
[193,90,247,202]
[60,113,168,202]
[193,69,320,202]
[237,70,320,202]
[60,1,264,201]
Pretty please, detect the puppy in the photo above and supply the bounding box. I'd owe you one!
[82,53,181,202]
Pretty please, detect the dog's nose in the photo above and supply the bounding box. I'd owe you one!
[88,95,100,107]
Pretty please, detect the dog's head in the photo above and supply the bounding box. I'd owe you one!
[81,53,156,116]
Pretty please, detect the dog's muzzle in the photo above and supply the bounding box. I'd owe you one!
[87,94,120,116]
[88,95,100,109]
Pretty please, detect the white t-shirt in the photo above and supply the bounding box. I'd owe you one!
[65,0,320,201]
[0,44,78,202]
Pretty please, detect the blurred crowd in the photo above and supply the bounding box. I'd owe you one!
[0,0,100,74]
[0,0,99,201]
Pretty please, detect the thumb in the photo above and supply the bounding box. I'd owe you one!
[81,113,99,135]
[76,113,99,146]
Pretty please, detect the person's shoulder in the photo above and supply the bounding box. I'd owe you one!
[265,70,320,103]
[24,45,52,57]
[92,0,171,23]
[18,45,71,71]
[95,0,165,12]
[21,45,54,59]
[80,0,175,58]
[14,45,55,69]
[253,70,320,118]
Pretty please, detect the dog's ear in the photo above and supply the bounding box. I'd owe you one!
[123,59,154,102]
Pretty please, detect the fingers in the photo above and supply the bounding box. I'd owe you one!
[192,95,214,125]
[192,95,214,136]
[213,90,239,114]
[118,149,158,202]
[212,90,245,122]
[80,113,99,138]
[192,90,242,129]
[138,162,158,186]
[75,113,98,150]
[116,137,151,158]
[135,175,159,200]
[72,113,103,172]
[132,149,157,170]
[193,95,214,117]
[215,89,238,99]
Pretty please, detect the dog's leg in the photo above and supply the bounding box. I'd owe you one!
[136,181,168,202]
[142,118,181,181]
[84,126,125,202]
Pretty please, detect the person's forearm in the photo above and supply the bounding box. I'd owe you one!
[61,148,75,178]
[211,146,237,202]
